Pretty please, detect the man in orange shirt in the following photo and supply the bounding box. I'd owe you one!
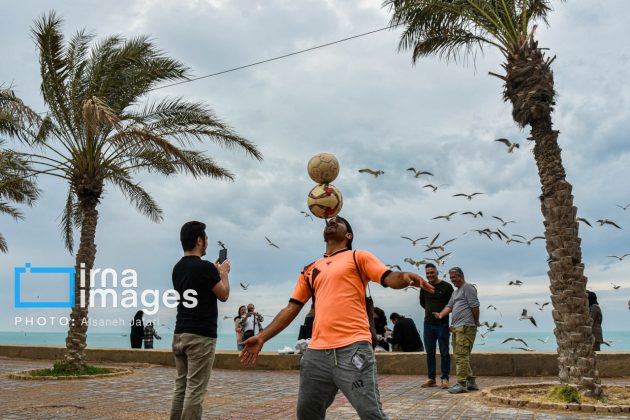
[240,216,434,419]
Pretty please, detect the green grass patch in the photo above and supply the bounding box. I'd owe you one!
[546,385,582,404]
[30,361,113,377]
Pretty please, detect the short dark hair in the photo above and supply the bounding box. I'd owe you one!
[449,266,464,277]
[425,263,437,270]
[389,312,401,321]
[180,221,206,251]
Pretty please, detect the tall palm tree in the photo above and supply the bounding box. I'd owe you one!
[385,0,601,396]
[2,11,262,369]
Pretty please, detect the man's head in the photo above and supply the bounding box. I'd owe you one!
[425,263,439,284]
[180,221,208,255]
[389,312,402,324]
[448,267,465,288]
[247,303,255,313]
[323,216,353,250]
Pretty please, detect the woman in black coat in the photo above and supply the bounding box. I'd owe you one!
[130,310,144,349]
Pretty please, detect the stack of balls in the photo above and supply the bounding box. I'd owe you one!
[306,153,343,219]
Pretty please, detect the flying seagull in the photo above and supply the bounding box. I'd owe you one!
[610,282,621,290]
[486,305,502,317]
[424,234,457,252]
[358,168,384,178]
[535,301,550,311]
[386,264,402,271]
[471,229,494,240]
[428,252,452,266]
[495,138,520,153]
[453,192,484,200]
[526,236,545,245]
[607,254,630,261]
[422,184,445,192]
[400,236,428,246]
[481,321,503,331]
[512,346,536,352]
[576,217,592,227]
[502,337,529,347]
[217,241,226,250]
[596,219,622,229]
[300,210,313,221]
[508,280,523,286]
[505,236,524,245]
[265,236,279,248]
[403,257,430,268]
[616,203,630,211]
[407,168,434,178]
[462,211,484,218]
[432,212,458,221]
[537,337,550,343]
[519,309,538,327]
[240,282,249,290]
[492,216,516,227]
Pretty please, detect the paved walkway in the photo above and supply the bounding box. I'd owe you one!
[0,357,628,419]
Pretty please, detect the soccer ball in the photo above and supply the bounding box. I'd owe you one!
[307,153,340,184]
[307,183,343,219]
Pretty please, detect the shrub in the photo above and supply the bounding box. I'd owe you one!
[546,385,582,404]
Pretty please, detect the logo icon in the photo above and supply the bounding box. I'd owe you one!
[14,263,75,308]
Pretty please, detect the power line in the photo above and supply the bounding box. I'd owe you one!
[150,25,397,91]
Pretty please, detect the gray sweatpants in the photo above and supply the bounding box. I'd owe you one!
[297,341,389,420]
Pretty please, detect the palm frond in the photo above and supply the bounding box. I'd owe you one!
[106,168,163,223]
[58,187,78,252]
[0,233,7,253]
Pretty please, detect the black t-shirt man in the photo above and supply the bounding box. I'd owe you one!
[172,255,221,337]
[420,280,454,325]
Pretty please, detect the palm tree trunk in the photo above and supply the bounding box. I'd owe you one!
[503,39,602,397]
[64,194,99,369]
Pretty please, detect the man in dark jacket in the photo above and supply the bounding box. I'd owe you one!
[388,313,423,352]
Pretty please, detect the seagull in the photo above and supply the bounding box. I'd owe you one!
[486,305,502,317]
[526,236,545,245]
[495,138,520,153]
[217,241,226,250]
[428,252,452,266]
[519,309,538,327]
[607,254,630,261]
[160,323,171,330]
[400,236,428,246]
[423,234,457,252]
[505,237,524,245]
[422,184,446,192]
[508,280,523,286]
[222,316,232,320]
[537,337,549,344]
[610,282,621,290]
[471,229,493,240]
[453,192,484,200]
[432,212,458,221]
[407,168,434,178]
[386,264,402,271]
[512,347,536,352]
[616,203,630,211]
[265,236,279,248]
[602,341,612,347]
[300,211,313,221]
[502,337,529,347]
[492,216,516,227]
[535,301,550,311]
[596,219,622,229]
[481,321,503,331]
[577,217,592,227]
[403,257,431,268]
[240,282,250,290]
[358,168,384,178]
[462,211,484,218]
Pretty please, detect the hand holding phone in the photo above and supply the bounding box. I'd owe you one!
[218,248,228,264]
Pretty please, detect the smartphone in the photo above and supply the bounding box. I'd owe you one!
[218,248,228,263]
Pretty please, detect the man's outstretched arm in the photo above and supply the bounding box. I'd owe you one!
[239,301,303,366]
[383,271,434,293]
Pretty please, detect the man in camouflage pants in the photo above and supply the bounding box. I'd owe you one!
[432,267,480,393]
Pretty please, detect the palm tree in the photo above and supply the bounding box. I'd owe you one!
[0,141,39,252]
[2,11,262,370]
[385,0,600,396]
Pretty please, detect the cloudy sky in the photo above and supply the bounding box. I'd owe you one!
[1,0,629,339]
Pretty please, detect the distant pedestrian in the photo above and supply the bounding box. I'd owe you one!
[420,263,454,389]
[234,305,247,350]
[143,322,162,349]
[588,291,603,351]
[373,306,390,351]
[240,303,264,341]
[388,313,423,352]
[433,267,480,394]
[130,310,144,349]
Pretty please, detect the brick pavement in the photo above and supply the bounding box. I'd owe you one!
[0,357,628,419]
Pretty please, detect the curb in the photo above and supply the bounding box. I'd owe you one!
[7,367,133,381]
